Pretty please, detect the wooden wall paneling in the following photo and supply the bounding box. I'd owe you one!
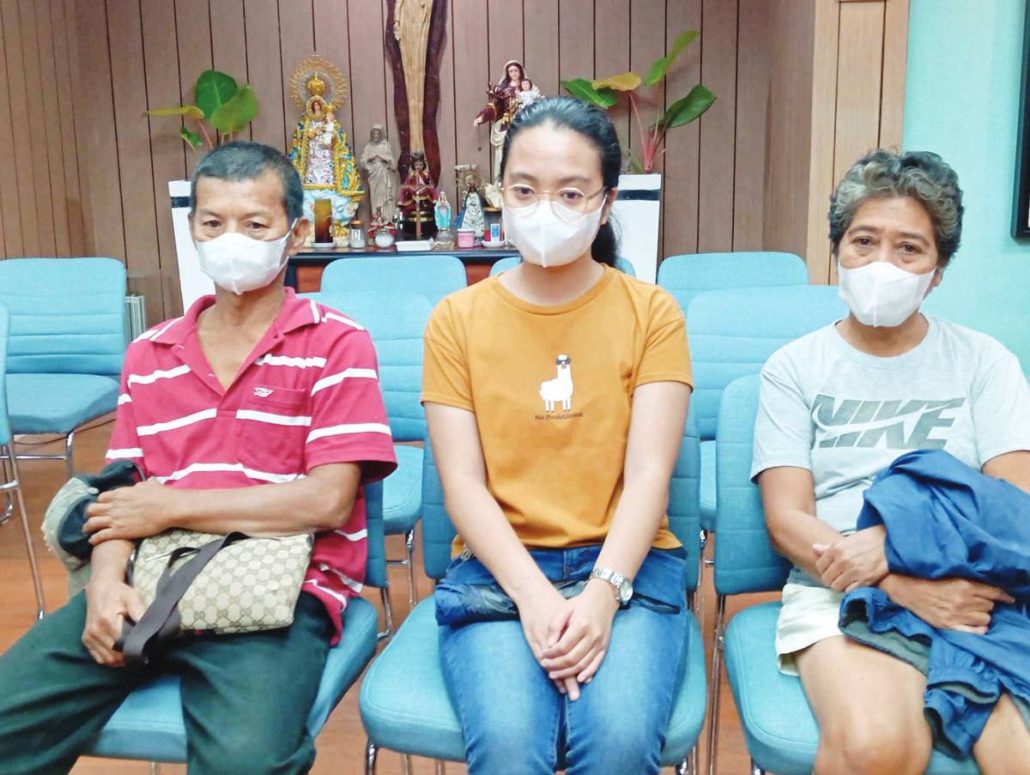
[487,0,524,81]
[762,0,816,263]
[434,1,456,204]
[210,0,251,141]
[0,4,22,257]
[278,0,315,157]
[313,0,353,145]
[142,0,188,319]
[49,0,85,256]
[243,0,286,151]
[451,1,490,180]
[32,0,70,256]
[64,0,94,255]
[1,0,41,255]
[879,0,908,148]
[522,0,559,97]
[805,0,840,282]
[732,0,770,251]
[557,0,594,84]
[348,0,389,211]
[662,0,702,259]
[17,0,57,255]
[593,0,630,152]
[832,2,884,184]
[70,0,126,264]
[175,0,214,176]
[108,0,163,322]
[696,0,738,254]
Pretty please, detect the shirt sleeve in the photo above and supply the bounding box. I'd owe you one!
[635,289,693,388]
[104,345,149,477]
[421,299,474,410]
[971,347,1030,465]
[305,327,397,482]
[751,349,815,480]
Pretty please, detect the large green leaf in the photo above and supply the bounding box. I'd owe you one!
[145,104,204,120]
[209,85,257,135]
[661,84,716,130]
[643,30,700,86]
[180,126,202,149]
[194,70,238,119]
[592,72,642,92]
[560,78,617,108]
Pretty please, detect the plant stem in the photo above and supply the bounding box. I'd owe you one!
[196,121,215,150]
[628,93,653,172]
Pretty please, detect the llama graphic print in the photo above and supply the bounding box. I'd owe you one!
[540,354,573,412]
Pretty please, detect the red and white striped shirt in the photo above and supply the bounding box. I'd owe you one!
[105,288,397,643]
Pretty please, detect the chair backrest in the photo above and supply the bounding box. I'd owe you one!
[363,479,388,589]
[712,374,791,595]
[0,303,10,446]
[421,415,703,591]
[657,251,809,311]
[687,285,847,439]
[319,255,466,307]
[305,291,432,443]
[489,255,637,277]
[0,258,126,376]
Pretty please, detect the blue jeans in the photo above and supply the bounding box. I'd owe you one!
[438,546,688,775]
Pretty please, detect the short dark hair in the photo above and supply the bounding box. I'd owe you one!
[829,149,964,267]
[501,96,622,267]
[190,141,304,222]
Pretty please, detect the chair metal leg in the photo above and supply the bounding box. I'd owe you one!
[5,449,45,618]
[434,760,445,774]
[378,586,394,641]
[364,739,378,775]
[693,529,706,620]
[404,528,417,606]
[706,594,727,775]
[750,759,763,775]
[148,763,161,775]
[688,744,700,775]
[401,754,413,775]
[64,431,75,478]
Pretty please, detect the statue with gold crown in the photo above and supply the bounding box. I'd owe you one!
[288,56,363,243]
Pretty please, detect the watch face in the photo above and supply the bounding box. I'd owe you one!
[618,580,633,605]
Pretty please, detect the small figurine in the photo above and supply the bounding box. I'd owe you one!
[397,152,438,240]
[456,168,486,239]
[472,60,537,182]
[359,124,398,223]
[369,207,397,249]
[517,78,542,109]
[434,191,452,231]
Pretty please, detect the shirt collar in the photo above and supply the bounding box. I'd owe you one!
[150,287,321,346]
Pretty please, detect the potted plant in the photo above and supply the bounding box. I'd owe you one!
[561,31,715,281]
[145,70,259,310]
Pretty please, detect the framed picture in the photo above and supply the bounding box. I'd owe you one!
[1013,1,1030,237]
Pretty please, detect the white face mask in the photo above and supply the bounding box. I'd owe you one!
[838,260,936,328]
[502,201,604,268]
[194,223,295,295]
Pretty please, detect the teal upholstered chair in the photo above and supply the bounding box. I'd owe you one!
[81,481,388,766]
[320,255,467,307]
[0,258,126,476]
[305,290,432,619]
[711,375,979,775]
[0,303,46,617]
[489,254,637,276]
[317,257,465,608]
[359,416,708,774]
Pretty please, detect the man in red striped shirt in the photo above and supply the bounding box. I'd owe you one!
[0,142,396,773]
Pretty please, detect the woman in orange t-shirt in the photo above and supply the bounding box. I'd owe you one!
[422,97,693,774]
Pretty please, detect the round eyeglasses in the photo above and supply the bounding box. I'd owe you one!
[499,184,607,223]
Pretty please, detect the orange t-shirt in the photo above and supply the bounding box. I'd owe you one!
[422,266,693,552]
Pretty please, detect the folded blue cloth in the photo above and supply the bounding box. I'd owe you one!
[840,449,1030,758]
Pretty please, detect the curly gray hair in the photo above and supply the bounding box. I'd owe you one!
[828,150,964,266]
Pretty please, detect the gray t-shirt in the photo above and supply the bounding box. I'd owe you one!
[751,316,1030,585]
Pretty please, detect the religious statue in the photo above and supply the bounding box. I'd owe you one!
[473,60,537,182]
[369,207,397,249]
[287,55,363,241]
[456,168,486,238]
[397,152,438,240]
[360,124,398,223]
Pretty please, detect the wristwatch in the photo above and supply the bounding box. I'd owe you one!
[589,567,633,606]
